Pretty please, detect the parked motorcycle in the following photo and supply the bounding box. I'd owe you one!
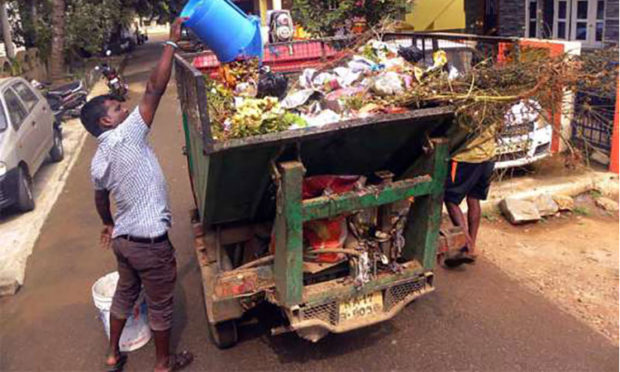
[32,79,88,121]
[96,60,129,101]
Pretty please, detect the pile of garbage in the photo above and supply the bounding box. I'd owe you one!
[203,37,588,141]
[204,39,461,140]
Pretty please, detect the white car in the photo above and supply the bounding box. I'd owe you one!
[495,100,552,169]
[0,77,63,213]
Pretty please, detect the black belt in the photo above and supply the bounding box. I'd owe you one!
[118,233,168,244]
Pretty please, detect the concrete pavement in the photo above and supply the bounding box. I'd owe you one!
[0,40,617,371]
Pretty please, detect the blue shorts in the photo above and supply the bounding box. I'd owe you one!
[444,160,495,205]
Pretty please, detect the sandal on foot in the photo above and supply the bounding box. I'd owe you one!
[444,250,475,268]
[105,353,127,372]
[169,351,194,371]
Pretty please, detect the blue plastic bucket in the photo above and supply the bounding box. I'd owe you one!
[180,0,204,18]
[181,0,263,62]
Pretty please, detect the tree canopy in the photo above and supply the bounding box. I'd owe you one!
[8,0,184,59]
[292,0,408,36]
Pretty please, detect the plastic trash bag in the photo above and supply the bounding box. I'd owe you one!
[299,68,318,89]
[333,67,362,87]
[302,175,361,263]
[348,56,376,73]
[312,72,342,92]
[372,72,404,96]
[303,109,341,127]
[383,57,409,73]
[234,80,257,97]
[257,67,289,100]
[447,65,460,80]
[281,89,319,109]
[398,45,424,63]
[323,87,366,113]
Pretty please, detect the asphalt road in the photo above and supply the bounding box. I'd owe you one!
[0,39,617,372]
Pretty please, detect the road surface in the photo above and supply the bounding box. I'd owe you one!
[0,39,617,372]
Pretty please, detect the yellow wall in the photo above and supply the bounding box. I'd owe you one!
[405,0,465,31]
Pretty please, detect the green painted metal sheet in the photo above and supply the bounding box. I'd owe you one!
[401,140,449,269]
[274,162,304,306]
[301,175,433,221]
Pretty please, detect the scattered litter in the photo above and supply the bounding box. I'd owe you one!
[333,67,362,87]
[299,68,318,89]
[312,72,342,92]
[303,109,341,127]
[199,36,589,142]
[372,72,404,96]
[348,56,377,73]
[281,89,319,109]
[234,81,257,97]
[323,87,366,113]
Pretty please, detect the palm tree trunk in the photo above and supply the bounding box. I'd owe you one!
[0,0,15,59]
[50,0,65,80]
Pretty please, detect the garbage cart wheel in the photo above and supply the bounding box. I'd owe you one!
[208,320,238,349]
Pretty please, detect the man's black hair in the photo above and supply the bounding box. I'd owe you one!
[80,94,119,137]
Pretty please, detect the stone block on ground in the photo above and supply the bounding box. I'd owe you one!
[0,278,20,296]
[500,197,541,224]
[534,193,559,216]
[552,194,574,211]
[595,197,619,212]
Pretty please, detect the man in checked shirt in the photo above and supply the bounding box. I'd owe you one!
[80,18,193,372]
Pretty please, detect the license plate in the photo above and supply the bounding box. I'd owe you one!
[339,292,383,323]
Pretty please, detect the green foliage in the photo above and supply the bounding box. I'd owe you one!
[8,0,184,61]
[65,0,128,56]
[292,0,407,36]
[589,189,603,199]
[573,206,590,216]
[7,58,22,76]
[482,211,498,222]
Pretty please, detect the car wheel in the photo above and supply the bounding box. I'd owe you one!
[49,128,64,162]
[16,167,35,212]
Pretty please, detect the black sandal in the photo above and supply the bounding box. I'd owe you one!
[105,353,127,372]
[444,249,476,268]
[169,351,194,371]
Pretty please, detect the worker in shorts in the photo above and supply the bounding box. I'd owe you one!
[443,124,496,267]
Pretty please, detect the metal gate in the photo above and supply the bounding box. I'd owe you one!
[572,91,616,153]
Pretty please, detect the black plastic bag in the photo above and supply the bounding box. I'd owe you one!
[257,67,289,100]
[398,45,424,63]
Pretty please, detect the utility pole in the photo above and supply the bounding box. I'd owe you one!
[0,0,15,59]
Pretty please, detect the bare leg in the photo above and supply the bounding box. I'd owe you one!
[445,201,473,251]
[466,196,482,255]
[106,315,127,366]
[153,329,171,372]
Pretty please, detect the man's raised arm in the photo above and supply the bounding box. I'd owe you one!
[139,17,185,126]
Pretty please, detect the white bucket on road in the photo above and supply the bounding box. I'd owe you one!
[91,271,152,352]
